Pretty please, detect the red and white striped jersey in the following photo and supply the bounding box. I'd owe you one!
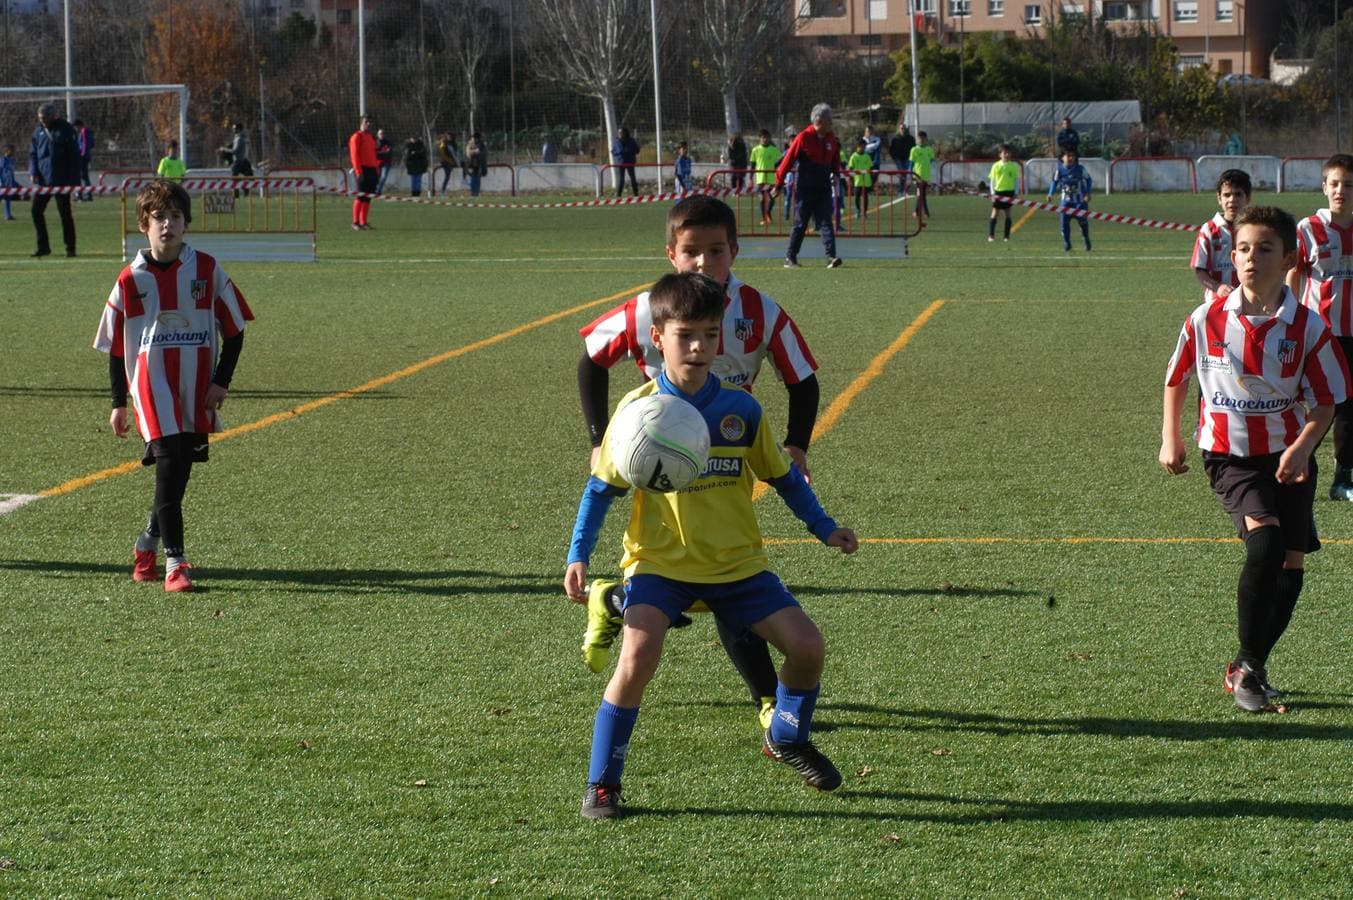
[1165,288,1350,457]
[579,273,818,389]
[1190,212,1238,299]
[93,246,254,442]
[1294,209,1353,337]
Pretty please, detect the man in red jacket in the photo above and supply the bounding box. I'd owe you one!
[772,103,843,269]
[348,115,379,230]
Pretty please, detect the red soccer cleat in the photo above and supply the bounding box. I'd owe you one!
[164,563,195,593]
[132,547,159,582]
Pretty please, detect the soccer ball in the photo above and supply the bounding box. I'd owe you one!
[608,393,710,493]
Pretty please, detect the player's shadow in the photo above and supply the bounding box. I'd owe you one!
[673,699,1353,741]
[822,702,1353,742]
[0,386,406,401]
[0,558,560,598]
[790,583,1044,601]
[639,794,1353,825]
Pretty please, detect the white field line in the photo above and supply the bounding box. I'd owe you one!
[0,494,42,516]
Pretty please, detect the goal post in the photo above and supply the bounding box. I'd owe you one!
[0,83,189,166]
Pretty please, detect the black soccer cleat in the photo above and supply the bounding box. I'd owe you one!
[581,782,622,820]
[762,731,842,791]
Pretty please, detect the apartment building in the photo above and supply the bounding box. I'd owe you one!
[794,0,1286,78]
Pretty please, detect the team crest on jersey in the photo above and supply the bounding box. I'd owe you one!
[190,279,209,306]
[1278,339,1297,364]
[719,414,746,441]
[734,317,755,341]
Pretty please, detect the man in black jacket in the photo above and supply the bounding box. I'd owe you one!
[28,103,80,258]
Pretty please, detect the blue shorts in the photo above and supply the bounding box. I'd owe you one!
[623,571,799,637]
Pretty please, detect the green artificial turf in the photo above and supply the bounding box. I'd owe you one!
[1,189,1350,896]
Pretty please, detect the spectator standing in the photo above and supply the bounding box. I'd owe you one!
[611,127,640,197]
[728,133,749,191]
[781,126,797,219]
[348,115,379,230]
[774,103,843,269]
[375,129,393,194]
[437,132,459,195]
[1055,116,1080,157]
[464,132,487,197]
[28,102,80,257]
[862,124,882,171]
[223,122,252,177]
[748,129,782,225]
[889,122,915,172]
[1,143,18,221]
[542,139,558,163]
[74,118,94,200]
[673,141,693,192]
[404,134,429,197]
[156,140,187,180]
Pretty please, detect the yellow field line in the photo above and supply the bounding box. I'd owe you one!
[37,283,649,500]
[753,299,945,500]
[1008,206,1038,235]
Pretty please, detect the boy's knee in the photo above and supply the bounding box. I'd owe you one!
[1244,524,1285,569]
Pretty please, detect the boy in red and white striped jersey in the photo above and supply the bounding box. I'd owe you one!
[1286,154,1353,500]
[1191,169,1250,302]
[1161,206,1350,712]
[576,195,820,729]
[93,180,255,593]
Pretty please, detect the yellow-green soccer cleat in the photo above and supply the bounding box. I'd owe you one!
[581,579,624,674]
[758,696,776,732]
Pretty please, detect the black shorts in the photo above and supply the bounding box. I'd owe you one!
[142,432,209,467]
[358,167,379,195]
[992,190,1015,210]
[1202,451,1319,552]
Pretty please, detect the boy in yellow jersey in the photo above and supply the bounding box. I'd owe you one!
[748,129,782,225]
[566,272,858,820]
[846,138,874,220]
[908,130,934,224]
[156,141,186,180]
[987,144,1020,242]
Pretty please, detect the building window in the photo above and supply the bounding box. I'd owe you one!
[861,33,883,46]
[1216,0,1233,21]
[817,35,839,46]
[909,0,936,12]
[949,0,971,15]
[291,0,305,8]
[1173,1,1197,21]
[336,8,351,23]
[1178,54,1206,69]
[799,0,846,17]
[989,0,1003,13]
[867,0,887,19]
[1024,3,1041,24]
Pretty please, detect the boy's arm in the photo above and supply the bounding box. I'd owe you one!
[565,476,624,601]
[1159,380,1191,474]
[108,354,130,438]
[206,332,244,411]
[783,375,819,479]
[767,466,858,554]
[1277,405,1335,484]
[578,353,611,468]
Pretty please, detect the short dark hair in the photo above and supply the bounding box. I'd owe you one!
[1235,205,1297,254]
[1323,154,1353,179]
[917,130,927,139]
[649,272,725,330]
[136,179,193,229]
[665,194,738,247]
[1215,168,1252,197]
[998,143,1012,153]
[759,129,770,139]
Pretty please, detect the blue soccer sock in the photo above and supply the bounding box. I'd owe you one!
[769,682,820,745]
[588,700,639,785]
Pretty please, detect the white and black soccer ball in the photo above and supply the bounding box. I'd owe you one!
[608,393,711,493]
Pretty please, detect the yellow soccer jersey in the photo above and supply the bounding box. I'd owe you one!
[595,376,792,583]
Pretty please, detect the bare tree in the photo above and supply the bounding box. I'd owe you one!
[691,0,791,136]
[433,0,500,135]
[529,0,652,185]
